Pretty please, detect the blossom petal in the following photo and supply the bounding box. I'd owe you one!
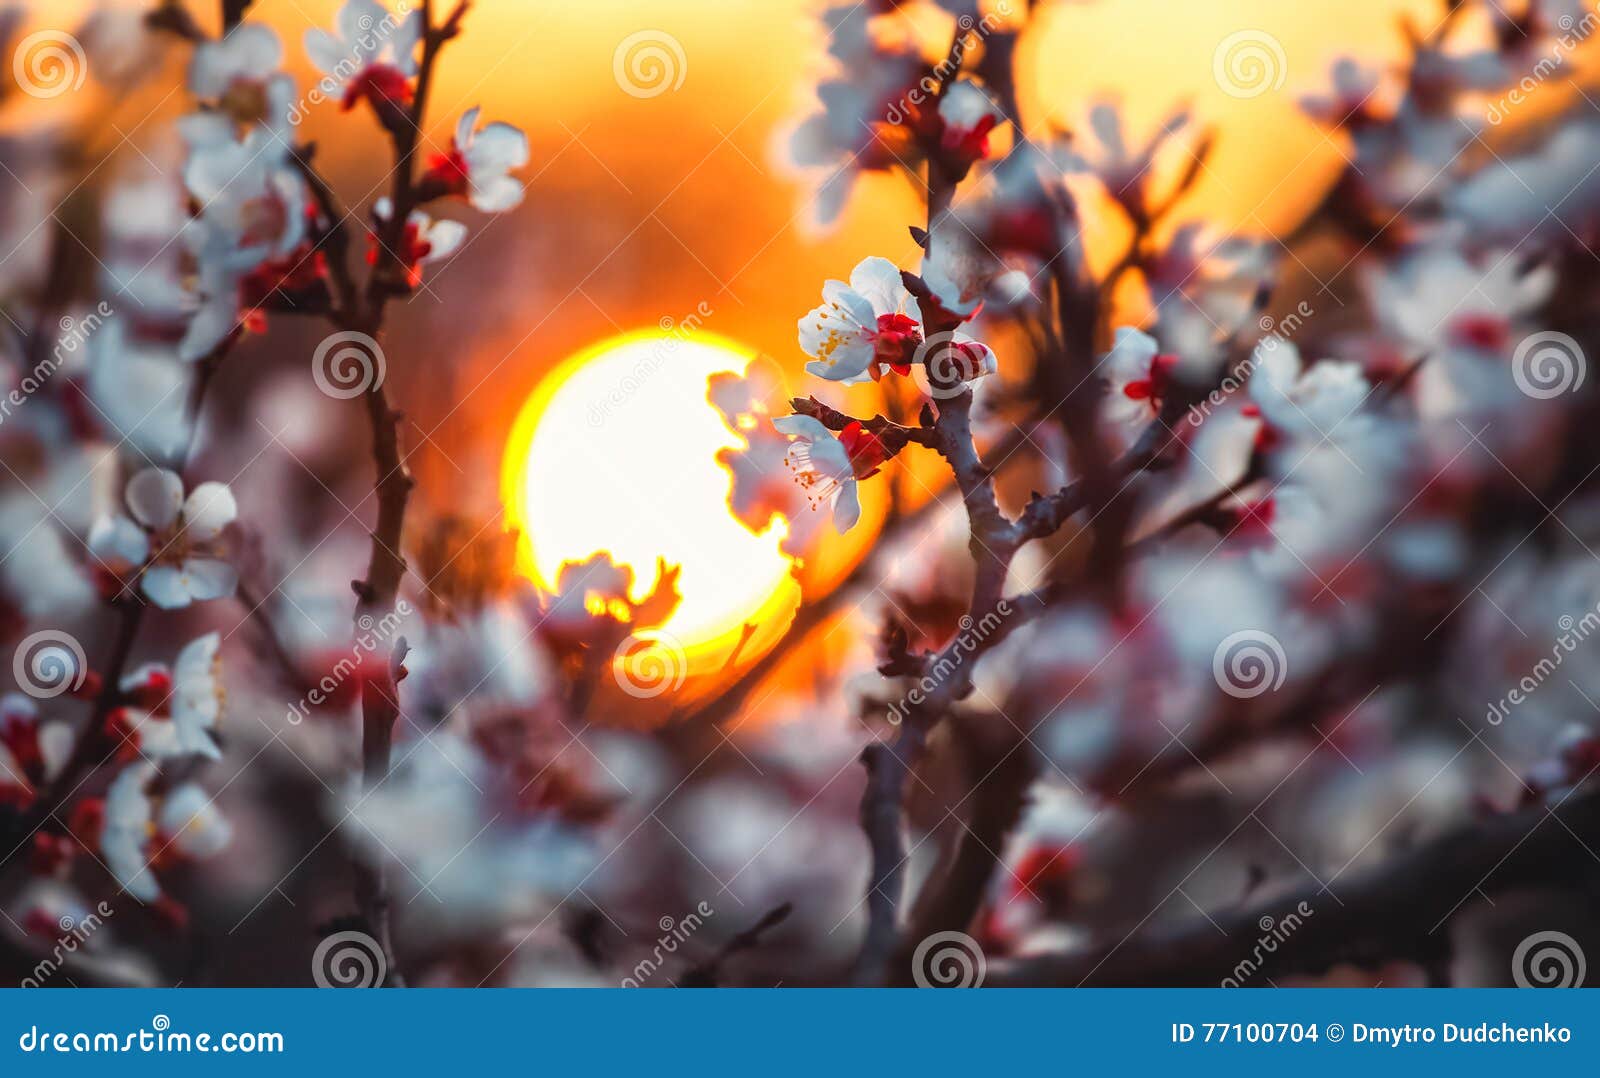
[832,480,861,532]
[88,515,150,569]
[466,121,530,174]
[804,344,874,384]
[1089,102,1126,162]
[847,256,912,318]
[104,828,159,903]
[175,632,220,679]
[391,10,423,75]
[819,278,877,329]
[1101,326,1159,384]
[159,785,232,856]
[424,219,468,260]
[303,28,347,77]
[179,558,239,602]
[182,482,238,540]
[125,468,184,531]
[141,566,193,610]
[337,0,386,52]
[232,23,284,73]
[38,722,73,781]
[771,414,831,442]
[469,176,525,214]
[179,290,240,363]
[455,106,481,151]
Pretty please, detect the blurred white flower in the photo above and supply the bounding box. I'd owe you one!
[90,468,238,609]
[102,764,231,904]
[371,196,468,288]
[189,23,295,135]
[937,79,1004,164]
[304,0,421,114]
[422,107,530,213]
[1100,326,1176,448]
[1246,340,1372,444]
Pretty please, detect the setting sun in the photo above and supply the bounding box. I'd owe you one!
[500,332,800,673]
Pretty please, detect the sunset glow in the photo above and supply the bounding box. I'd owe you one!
[501,333,799,670]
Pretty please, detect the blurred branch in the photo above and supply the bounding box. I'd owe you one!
[290,145,358,323]
[235,580,317,699]
[893,710,1036,981]
[364,0,469,319]
[342,0,471,990]
[677,903,793,987]
[989,785,1600,986]
[221,0,253,33]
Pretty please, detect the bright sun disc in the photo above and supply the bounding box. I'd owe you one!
[501,332,796,672]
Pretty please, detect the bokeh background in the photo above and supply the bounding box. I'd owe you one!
[8,0,1600,989]
[217,0,1459,515]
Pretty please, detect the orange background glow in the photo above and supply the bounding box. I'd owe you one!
[236,0,1441,501]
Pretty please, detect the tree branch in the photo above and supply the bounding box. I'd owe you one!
[340,0,469,988]
[989,786,1600,986]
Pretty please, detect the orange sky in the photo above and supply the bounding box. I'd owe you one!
[219,0,1443,509]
